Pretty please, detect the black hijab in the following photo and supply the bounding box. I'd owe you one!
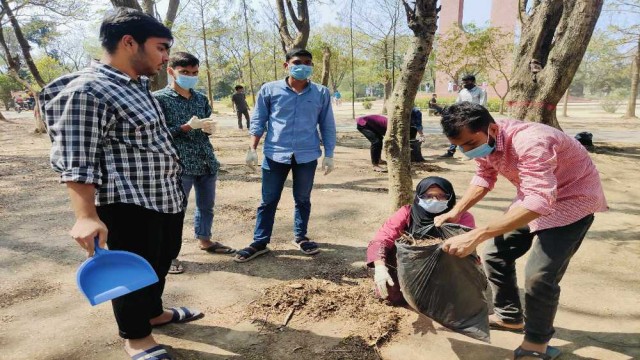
[408,176,457,237]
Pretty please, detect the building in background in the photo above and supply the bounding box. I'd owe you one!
[434,0,518,99]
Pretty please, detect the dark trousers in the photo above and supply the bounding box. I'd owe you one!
[97,203,185,339]
[357,124,384,165]
[237,109,250,129]
[482,214,594,344]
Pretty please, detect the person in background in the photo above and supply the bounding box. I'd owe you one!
[366,176,475,305]
[239,48,336,262]
[333,89,342,106]
[441,74,487,158]
[154,51,234,275]
[231,85,251,130]
[356,114,388,173]
[436,102,607,360]
[410,106,426,162]
[447,80,454,93]
[40,8,202,359]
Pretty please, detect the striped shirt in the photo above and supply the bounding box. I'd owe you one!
[40,61,184,214]
[471,119,607,232]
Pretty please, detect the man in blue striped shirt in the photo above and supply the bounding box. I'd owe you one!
[236,48,336,262]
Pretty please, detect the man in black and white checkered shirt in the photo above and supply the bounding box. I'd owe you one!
[40,8,202,360]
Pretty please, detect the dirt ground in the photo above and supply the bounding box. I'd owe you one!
[1,100,639,360]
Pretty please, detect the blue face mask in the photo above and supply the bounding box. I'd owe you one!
[417,198,449,214]
[459,132,495,159]
[289,64,313,80]
[174,74,198,90]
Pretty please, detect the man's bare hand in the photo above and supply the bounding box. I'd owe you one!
[70,217,108,257]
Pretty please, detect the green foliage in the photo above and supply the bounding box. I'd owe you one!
[0,74,23,109]
[601,98,623,113]
[485,98,502,112]
[34,55,66,86]
[362,100,373,109]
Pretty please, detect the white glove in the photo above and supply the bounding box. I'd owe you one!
[321,157,334,175]
[202,119,217,134]
[246,148,258,167]
[374,265,395,299]
[186,116,214,129]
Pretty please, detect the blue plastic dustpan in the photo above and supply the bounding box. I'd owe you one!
[76,237,159,306]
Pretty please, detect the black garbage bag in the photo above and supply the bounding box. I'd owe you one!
[575,132,594,147]
[396,223,490,342]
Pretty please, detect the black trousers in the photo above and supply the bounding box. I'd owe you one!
[482,214,594,344]
[357,123,385,165]
[97,203,185,339]
[237,110,250,129]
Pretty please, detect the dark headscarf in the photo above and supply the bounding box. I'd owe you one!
[408,176,457,237]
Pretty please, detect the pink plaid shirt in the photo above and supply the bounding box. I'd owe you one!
[471,119,608,232]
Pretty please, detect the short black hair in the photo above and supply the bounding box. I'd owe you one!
[440,101,495,138]
[168,52,199,68]
[285,48,313,61]
[462,74,476,82]
[235,85,244,90]
[100,7,173,54]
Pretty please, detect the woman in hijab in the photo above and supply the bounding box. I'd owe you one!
[366,176,475,305]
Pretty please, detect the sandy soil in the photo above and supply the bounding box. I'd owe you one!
[0,101,639,360]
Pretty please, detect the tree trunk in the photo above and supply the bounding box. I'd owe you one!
[562,89,569,117]
[625,36,639,118]
[200,7,213,103]
[110,0,142,10]
[242,0,256,104]
[151,0,180,91]
[507,0,603,129]
[0,17,45,133]
[321,45,331,87]
[141,0,154,15]
[275,0,310,52]
[350,0,356,120]
[499,97,505,114]
[1,0,46,88]
[385,0,439,210]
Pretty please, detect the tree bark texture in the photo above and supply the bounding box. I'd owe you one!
[110,0,143,11]
[625,36,639,118]
[384,0,439,210]
[507,0,603,129]
[1,0,46,88]
[0,14,45,132]
[242,0,256,104]
[276,0,310,52]
[321,45,331,87]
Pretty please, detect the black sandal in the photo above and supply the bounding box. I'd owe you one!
[513,347,551,360]
[233,245,269,263]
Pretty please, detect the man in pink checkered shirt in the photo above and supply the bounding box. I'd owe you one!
[434,102,607,360]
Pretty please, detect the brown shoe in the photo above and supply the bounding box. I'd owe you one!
[489,314,524,333]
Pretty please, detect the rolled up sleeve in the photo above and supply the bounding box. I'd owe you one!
[470,158,498,190]
[513,137,558,216]
[45,91,109,185]
[318,89,336,157]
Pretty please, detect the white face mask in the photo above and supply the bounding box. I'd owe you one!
[417,198,449,214]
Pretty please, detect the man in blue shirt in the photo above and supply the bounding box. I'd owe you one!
[236,48,336,262]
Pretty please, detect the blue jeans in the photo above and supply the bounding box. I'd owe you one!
[252,157,317,246]
[181,173,217,240]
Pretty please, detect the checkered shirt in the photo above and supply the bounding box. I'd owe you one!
[40,61,184,214]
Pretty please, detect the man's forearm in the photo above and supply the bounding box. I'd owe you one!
[66,182,98,219]
[250,135,261,150]
[475,206,540,242]
[453,185,490,214]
